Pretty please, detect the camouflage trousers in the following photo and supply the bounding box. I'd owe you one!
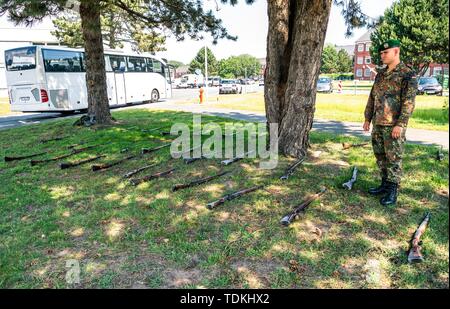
[371,125,406,184]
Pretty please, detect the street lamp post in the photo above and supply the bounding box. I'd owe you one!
[204,44,208,103]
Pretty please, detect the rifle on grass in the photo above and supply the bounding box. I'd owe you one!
[436,146,444,161]
[342,166,358,190]
[280,157,306,180]
[4,151,47,162]
[67,142,87,150]
[40,135,69,143]
[60,155,105,169]
[30,145,97,166]
[129,168,176,186]
[141,143,171,154]
[184,156,206,164]
[206,185,263,210]
[221,150,255,166]
[141,126,167,133]
[342,142,369,150]
[172,171,230,192]
[122,163,157,179]
[91,154,136,171]
[407,212,431,263]
[280,187,327,226]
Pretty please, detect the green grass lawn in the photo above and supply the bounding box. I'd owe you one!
[0,109,448,288]
[202,93,449,131]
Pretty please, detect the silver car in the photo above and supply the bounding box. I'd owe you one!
[219,79,243,94]
[317,77,333,93]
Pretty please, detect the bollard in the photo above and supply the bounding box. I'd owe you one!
[199,87,204,104]
[338,80,342,93]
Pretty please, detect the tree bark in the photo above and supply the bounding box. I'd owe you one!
[79,0,112,124]
[265,0,332,158]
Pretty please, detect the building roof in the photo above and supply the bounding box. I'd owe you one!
[335,44,354,57]
[355,29,374,43]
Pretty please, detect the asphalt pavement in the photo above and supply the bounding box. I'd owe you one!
[0,88,447,150]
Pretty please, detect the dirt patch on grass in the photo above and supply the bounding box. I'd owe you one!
[230,259,285,288]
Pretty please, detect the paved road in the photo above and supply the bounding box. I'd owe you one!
[142,101,449,150]
[0,93,447,150]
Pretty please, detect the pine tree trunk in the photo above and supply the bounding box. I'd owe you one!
[79,0,112,124]
[265,0,332,158]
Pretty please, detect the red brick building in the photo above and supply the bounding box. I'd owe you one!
[353,30,449,80]
[353,30,376,81]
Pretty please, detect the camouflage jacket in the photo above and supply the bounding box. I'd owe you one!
[364,62,417,128]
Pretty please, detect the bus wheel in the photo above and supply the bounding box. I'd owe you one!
[151,89,160,103]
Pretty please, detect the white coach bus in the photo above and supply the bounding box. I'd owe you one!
[4,45,172,113]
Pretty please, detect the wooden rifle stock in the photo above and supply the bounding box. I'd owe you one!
[280,187,327,226]
[206,185,263,210]
[130,168,176,186]
[172,171,229,192]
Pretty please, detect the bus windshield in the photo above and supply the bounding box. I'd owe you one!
[5,46,37,71]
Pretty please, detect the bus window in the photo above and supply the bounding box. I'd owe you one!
[152,60,163,75]
[127,57,146,72]
[145,58,154,72]
[42,49,84,72]
[5,46,37,71]
[109,55,126,72]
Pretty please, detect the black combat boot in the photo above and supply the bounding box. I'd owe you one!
[368,177,388,195]
[380,181,398,206]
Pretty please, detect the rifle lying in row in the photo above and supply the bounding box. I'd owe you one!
[171,144,202,159]
[141,126,167,133]
[122,163,157,179]
[130,168,176,186]
[280,157,306,180]
[221,150,255,166]
[172,171,230,192]
[436,146,444,161]
[4,151,47,162]
[342,142,369,150]
[60,155,105,169]
[408,212,431,263]
[342,166,358,190]
[280,187,327,226]
[40,135,69,143]
[91,143,171,171]
[206,185,263,210]
[92,154,136,171]
[30,145,97,166]
[184,156,206,164]
[141,143,171,154]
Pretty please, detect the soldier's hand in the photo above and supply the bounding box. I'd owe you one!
[363,121,370,132]
[392,126,402,139]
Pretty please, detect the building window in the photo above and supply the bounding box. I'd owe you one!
[364,68,371,77]
[357,57,363,65]
[357,44,364,52]
[356,69,363,77]
[365,43,371,51]
[433,66,442,76]
[365,57,371,64]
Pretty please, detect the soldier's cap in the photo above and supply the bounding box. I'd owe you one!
[378,39,401,52]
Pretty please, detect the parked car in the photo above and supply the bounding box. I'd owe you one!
[418,77,443,95]
[219,79,242,94]
[258,79,264,86]
[316,77,333,93]
[181,73,205,88]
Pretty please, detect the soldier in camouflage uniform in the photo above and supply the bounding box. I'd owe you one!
[363,39,418,206]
